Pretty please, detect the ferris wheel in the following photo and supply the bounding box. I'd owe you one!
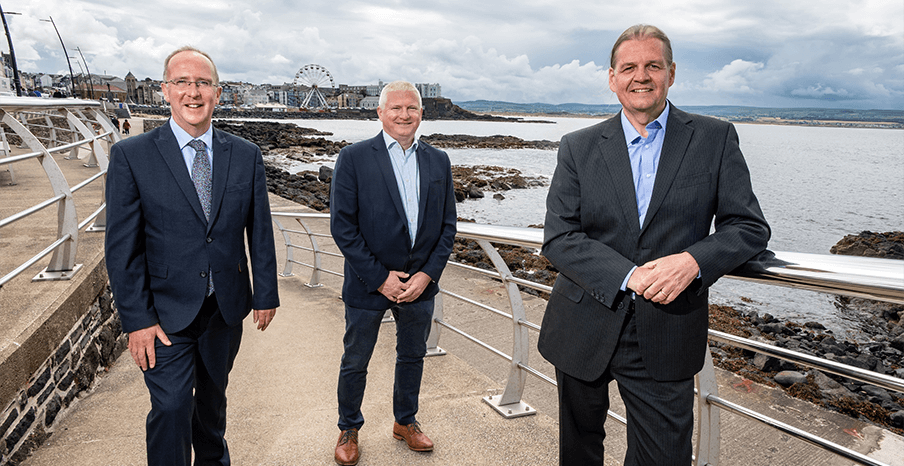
[294,64,335,109]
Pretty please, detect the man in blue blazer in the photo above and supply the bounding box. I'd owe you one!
[105,47,279,466]
[330,81,456,465]
[539,26,770,465]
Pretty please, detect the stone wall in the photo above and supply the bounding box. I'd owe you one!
[0,286,126,466]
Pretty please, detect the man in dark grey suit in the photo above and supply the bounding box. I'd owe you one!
[105,46,279,465]
[538,25,770,465]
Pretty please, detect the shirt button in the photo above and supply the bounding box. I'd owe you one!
[206,237,213,243]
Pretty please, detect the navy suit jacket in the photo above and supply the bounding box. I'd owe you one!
[330,132,457,310]
[105,122,279,334]
[538,106,770,382]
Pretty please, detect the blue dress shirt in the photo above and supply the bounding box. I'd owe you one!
[382,131,420,246]
[620,103,670,291]
[169,118,214,175]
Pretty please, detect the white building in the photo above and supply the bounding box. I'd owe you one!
[415,83,441,98]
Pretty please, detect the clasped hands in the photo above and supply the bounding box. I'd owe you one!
[627,252,700,305]
[378,270,431,303]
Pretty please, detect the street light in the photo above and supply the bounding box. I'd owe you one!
[40,16,76,97]
[0,4,22,96]
[76,46,94,99]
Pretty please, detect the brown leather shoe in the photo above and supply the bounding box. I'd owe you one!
[392,421,434,452]
[334,428,359,465]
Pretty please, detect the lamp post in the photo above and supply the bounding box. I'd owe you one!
[40,16,76,97]
[0,5,22,96]
[76,47,94,99]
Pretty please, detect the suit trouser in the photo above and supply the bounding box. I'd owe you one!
[556,306,694,466]
[143,294,243,466]
[337,298,434,431]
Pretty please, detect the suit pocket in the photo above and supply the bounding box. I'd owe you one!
[551,274,584,303]
[226,181,250,193]
[147,261,168,279]
[674,172,711,189]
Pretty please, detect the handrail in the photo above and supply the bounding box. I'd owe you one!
[0,98,119,288]
[271,211,903,466]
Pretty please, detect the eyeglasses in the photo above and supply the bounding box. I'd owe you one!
[167,79,216,89]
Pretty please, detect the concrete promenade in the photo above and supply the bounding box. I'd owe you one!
[2,118,902,465]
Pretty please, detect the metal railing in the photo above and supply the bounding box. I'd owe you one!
[272,211,904,466]
[0,97,119,288]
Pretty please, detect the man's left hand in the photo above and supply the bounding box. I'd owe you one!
[253,308,277,331]
[397,271,432,303]
[635,252,700,305]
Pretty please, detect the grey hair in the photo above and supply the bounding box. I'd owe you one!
[610,24,673,69]
[163,46,220,85]
[378,81,422,109]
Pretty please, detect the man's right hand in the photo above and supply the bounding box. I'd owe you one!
[128,324,171,371]
[377,271,410,302]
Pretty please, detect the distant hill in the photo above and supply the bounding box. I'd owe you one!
[455,100,904,125]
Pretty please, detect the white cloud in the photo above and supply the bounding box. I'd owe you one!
[702,60,765,94]
[790,84,851,98]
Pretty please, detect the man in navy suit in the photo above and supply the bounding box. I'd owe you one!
[330,81,456,465]
[539,25,770,465]
[105,46,279,465]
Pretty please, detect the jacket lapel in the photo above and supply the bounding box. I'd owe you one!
[373,133,408,228]
[154,127,207,223]
[208,128,232,232]
[596,114,642,236]
[414,142,431,245]
[641,106,693,233]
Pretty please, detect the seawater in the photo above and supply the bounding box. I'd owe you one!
[268,116,904,340]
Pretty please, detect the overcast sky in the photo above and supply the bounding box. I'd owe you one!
[5,0,903,109]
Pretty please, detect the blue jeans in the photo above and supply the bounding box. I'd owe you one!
[337,298,434,431]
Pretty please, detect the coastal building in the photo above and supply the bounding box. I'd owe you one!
[360,96,380,109]
[416,83,442,98]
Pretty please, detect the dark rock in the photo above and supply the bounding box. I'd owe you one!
[861,385,893,403]
[493,193,505,200]
[753,353,782,372]
[54,340,71,365]
[1,408,18,439]
[774,371,808,387]
[810,370,856,400]
[27,367,51,398]
[891,411,904,428]
[75,344,101,391]
[804,321,826,330]
[420,133,558,150]
[318,165,333,183]
[6,407,36,452]
[890,335,904,352]
[468,185,484,199]
[830,231,904,259]
[45,395,62,426]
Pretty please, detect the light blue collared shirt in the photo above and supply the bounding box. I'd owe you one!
[620,103,670,291]
[382,131,420,246]
[169,118,214,176]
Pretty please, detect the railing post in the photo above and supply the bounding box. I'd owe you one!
[0,109,82,281]
[695,346,722,466]
[475,239,536,418]
[273,217,296,278]
[296,218,324,288]
[64,109,100,168]
[425,292,446,356]
[0,126,15,185]
[84,109,112,232]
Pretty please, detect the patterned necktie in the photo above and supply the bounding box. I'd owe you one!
[188,139,212,220]
[188,139,214,295]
